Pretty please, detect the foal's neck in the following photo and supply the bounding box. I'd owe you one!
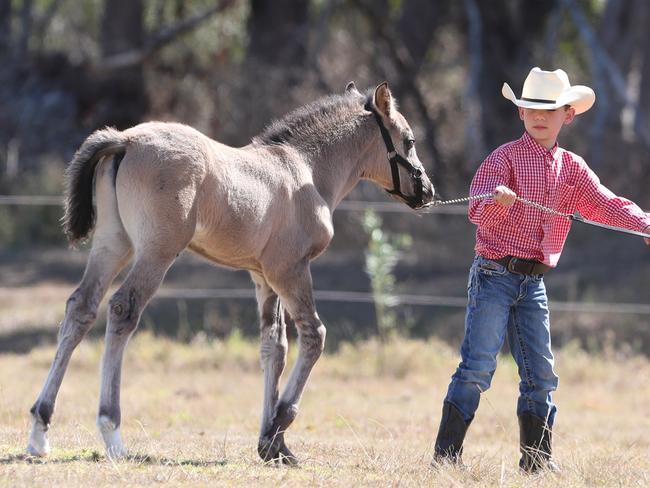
[306,114,379,209]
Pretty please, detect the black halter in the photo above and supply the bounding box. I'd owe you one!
[365,102,425,209]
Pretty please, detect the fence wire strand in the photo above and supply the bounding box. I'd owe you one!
[2,195,650,315]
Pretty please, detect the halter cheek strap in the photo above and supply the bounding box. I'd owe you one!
[365,101,424,209]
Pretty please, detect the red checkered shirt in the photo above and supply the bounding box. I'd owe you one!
[469,132,650,267]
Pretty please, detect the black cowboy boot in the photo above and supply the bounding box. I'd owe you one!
[432,402,472,465]
[518,412,560,473]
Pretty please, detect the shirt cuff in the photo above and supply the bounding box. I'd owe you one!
[641,214,650,232]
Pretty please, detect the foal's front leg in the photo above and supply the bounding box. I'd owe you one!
[259,265,326,465]
[251,273,291,463]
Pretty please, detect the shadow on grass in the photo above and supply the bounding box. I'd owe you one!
[0,451,103,464]
[0,451,228,467]
[128,453,229,467]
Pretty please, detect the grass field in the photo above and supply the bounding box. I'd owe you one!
[0,332,648,487]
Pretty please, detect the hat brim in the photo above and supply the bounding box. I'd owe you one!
[502,82,595,115]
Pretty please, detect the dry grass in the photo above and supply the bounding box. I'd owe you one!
[0,332,649,487]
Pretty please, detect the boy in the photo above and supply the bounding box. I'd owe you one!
[432,67,650,472]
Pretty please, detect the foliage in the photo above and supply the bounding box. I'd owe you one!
[362,208,412,344]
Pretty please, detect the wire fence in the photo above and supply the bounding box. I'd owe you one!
[0,195,471,213]
[3,194,650,315]
[155,287,650,315]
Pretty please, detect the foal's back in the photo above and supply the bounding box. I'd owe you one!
[116,121,328,271]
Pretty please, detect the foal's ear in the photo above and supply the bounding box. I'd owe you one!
[345,81,361,95]
[374,82,393,117]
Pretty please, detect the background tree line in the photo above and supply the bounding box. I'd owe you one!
[1,0,650,352]
[2,0,650,208]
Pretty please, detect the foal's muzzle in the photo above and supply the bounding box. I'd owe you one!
[385,154,435,209]
[366,103,433,209]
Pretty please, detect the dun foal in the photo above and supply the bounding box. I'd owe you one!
[27,82,435,463]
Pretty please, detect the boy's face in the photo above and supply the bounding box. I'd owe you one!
[518,106,576,149]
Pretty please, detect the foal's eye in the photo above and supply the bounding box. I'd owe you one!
[405,138,416,151]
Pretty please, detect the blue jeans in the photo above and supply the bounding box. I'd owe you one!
[445,256,559,425]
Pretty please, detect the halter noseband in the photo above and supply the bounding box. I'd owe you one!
[365,101,425,209]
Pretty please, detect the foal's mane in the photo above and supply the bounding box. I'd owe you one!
[253,90,373,146]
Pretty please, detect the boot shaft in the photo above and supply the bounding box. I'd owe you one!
[518,412,558,472]
[433,402,471,463]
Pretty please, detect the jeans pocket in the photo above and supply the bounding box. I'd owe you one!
[467,267,479,305]
[475,257,507,276]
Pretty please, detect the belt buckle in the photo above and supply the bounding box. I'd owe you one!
[508,257,537,275]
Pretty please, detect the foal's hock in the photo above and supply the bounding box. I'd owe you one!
[27,82,435,463]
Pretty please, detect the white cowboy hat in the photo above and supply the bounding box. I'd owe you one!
[502,67,595,115]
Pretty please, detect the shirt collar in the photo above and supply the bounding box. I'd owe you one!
[520,131,559,158]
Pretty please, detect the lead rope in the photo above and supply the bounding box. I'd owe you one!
[420,193,650,239]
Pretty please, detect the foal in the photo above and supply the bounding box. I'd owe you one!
[27,82,435,463]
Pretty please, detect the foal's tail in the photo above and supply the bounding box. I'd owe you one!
[63,127,128,245]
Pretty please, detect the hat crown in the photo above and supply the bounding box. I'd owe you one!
[501,66,595,114]
[521,68,571,101]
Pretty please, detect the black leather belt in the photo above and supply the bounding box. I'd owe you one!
[492,256,551,275]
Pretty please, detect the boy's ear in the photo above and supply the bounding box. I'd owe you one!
[564,106,576,124]
[518,107,525,121]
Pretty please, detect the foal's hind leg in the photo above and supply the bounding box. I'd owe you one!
[258,262,326,465]
[250,272,291,463]
[27,246,131,456]
[28,160,132,456]
[97,252,180,458]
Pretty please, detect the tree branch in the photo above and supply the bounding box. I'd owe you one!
[354,0,444,189]
[17,0,33,60]
[0,0,12,57]
[95,0,235,74]
[309,0,342,93]
[34,0,65,54]
[462,0,486,168]
[563,0,650,149]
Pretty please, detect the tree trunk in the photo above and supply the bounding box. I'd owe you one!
[235,0,311,145]
[17,0,32,61]
[0,0,11,58]
[94,0,147,128]
[101,0,144,57]
[474,0,558,155]
[397,0,449,78]
[247,0,309,73]
[637,13,650,139]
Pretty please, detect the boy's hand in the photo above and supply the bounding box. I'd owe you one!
[493,185,517,207]
[644,225,650,246]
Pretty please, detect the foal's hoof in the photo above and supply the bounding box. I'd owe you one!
[258,435,299,466]
[27,421,50,457]
[26,441,50,457]
[105,445,129,460]
[97,415,127,460]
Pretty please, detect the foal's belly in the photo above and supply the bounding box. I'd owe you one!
[188,232,262,273]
